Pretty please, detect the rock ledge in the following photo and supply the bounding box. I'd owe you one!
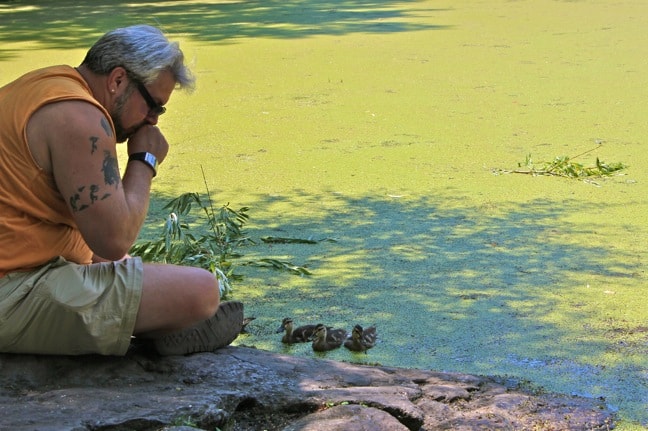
[0,346,614,430]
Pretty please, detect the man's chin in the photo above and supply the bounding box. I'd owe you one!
[116,124,145,143]
[114,128,128,143]
[115,130,134,143]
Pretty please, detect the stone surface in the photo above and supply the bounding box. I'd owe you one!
[0,346,614,430]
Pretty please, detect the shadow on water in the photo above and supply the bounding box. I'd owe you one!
[2,1,645,425]
[0,0,450,57]
[140,188,647,425]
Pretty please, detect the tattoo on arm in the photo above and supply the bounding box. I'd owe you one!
[69,185,111,212]
[100,117,113,137]
[68,150,120,213]
[102,150,121,187]
[70,188,85,212]
[89,136,99,154]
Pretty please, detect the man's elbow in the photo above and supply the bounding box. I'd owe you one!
[89,240,133,262]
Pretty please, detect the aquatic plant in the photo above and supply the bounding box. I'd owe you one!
[495,144,626,181]
[129,167,312,298]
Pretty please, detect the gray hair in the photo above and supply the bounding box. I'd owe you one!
[81,25,195,90]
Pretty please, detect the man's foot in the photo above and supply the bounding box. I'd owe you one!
[153,301,244,356]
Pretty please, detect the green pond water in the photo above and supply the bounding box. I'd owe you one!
[1,0,647,428]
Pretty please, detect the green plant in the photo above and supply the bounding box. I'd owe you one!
[325,401,350,408]
[171,415,198,427]
[494,144,627,181]
[130,167,313,298]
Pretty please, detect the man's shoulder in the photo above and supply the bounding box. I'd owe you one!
[14,65,76,84]
[25,66,107,123]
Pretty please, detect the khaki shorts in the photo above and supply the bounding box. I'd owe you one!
[0,256,143,356]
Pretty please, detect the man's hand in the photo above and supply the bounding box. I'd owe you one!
[126,124,169,164]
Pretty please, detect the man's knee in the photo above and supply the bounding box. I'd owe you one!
[189,267,220,318]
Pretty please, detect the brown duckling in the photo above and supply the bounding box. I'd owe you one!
[344,324,377,353]
[312,323,347,352]
[276,317,317,344]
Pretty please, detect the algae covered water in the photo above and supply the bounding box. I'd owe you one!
[1,0,646,428]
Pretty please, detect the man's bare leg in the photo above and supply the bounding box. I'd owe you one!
[129,263,243,355]
[134,263,220,335]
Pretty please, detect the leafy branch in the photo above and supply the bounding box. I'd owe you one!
[494,144,627,181]
[130,167,314,298]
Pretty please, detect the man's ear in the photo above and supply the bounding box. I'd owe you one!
[107,66,129,93]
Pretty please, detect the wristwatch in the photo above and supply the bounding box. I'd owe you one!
[128,152,158,177]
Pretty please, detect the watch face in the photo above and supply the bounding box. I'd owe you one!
[143,152,158,169]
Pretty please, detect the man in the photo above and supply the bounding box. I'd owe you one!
[0,25,243,356]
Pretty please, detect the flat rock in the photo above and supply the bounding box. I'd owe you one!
[0,346,614,430]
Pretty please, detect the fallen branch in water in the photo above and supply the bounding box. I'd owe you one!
[493,144,627,180]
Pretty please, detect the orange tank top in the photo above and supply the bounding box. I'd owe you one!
[0,65,114,277]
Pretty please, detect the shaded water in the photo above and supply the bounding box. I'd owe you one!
[1,0,647,428]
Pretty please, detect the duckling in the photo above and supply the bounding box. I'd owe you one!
[344,324,377,353]
[312,323,347,343]
[276,317,317,344]
[312,323,347,352]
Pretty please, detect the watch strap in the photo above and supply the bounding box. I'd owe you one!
[128,152,158,177]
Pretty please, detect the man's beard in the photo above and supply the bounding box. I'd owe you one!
[111,86,144,143]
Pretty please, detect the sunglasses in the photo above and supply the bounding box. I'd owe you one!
[135,81,166,116]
